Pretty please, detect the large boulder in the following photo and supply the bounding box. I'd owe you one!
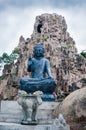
[53,87,86,122]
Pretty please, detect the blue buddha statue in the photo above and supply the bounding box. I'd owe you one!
[20,43,56,100]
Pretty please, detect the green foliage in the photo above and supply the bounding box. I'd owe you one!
[67,44,72,49]
[0,56,2,63]
[81,78,86,83]
[50,62,55,68]
[12,48,20,54]
[9,49,20,64]
[77,54,84,63]
[33,37,39,40]
[33,36,48,42]
[2,53,10,64]
[0,74,6,80]
[42,36,48,41]
[0,49,20,65]
[80,51,86,58]
[33,37,40,42]
[0,65,2,70]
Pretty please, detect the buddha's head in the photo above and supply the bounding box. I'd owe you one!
[33,43,44,58]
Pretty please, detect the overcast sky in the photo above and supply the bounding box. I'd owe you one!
[0,0,86,55]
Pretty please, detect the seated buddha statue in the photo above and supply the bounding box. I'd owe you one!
[20,43,56,100]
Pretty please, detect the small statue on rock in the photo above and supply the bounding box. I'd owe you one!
[53,113,70,130]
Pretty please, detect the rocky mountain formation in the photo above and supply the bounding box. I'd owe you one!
[0,13,86,100]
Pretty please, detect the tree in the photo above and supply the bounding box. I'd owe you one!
[0,49,20,71]
[80,50,86,58]
[2,53,10,64]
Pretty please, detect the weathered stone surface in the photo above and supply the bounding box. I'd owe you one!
[53,87,86,122]
[0,101,58,124]
[0,122,70,130]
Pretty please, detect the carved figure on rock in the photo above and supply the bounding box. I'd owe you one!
[53,113,70,130]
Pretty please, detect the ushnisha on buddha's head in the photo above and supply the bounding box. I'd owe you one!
[33,43,45,58]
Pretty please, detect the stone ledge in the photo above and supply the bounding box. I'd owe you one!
[1,101,58,112]
[0,101,58,123]
[0,122,70,130]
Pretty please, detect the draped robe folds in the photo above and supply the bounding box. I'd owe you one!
[20,58,56,93]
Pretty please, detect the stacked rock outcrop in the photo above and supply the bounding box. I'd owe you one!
[0,13,86,99]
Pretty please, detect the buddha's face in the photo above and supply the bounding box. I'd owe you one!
[34,47,44,57]
[34,44,44,58]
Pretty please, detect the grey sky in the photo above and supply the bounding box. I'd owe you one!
[0,0,86,55]
[0,0,86,9]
